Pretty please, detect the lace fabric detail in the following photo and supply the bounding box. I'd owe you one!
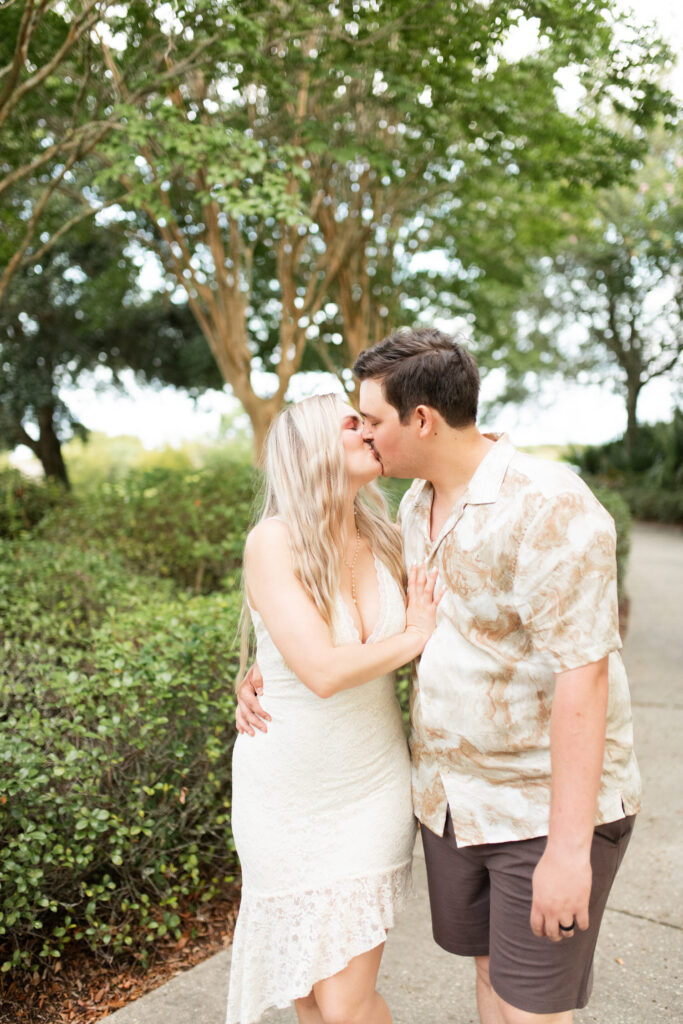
[230,554,413,1023]
[226,861,414,1024]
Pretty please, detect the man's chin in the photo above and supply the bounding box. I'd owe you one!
[383,466,414,480]
[372,453,389,477]
[371,451,409,480]
[369,449,384,474]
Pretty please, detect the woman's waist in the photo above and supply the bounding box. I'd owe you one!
[258,672,397,705]
[233,726,411,798]
[235,687,407,758]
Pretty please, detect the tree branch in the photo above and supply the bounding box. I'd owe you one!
[10,419,40,455]
[0,0,107,129]
[27,194,122,266]
[0,0,44,99]
[643,348,683,384]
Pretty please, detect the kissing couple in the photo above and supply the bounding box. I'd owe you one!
[227,327,640,1024]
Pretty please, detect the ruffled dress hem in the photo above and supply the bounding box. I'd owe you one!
[226,859,414,1024]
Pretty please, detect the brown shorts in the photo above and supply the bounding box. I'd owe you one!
[420,809,635,1014]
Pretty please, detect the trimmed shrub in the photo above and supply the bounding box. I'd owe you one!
[0,470,67,539]
[0,540,242,971]
[569,413,683,525]
[0,450,635,972]
[588,485,631,602]
[36,461,259,593]
[618,482,683,525]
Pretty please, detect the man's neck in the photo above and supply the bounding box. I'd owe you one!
[426,428,495,509]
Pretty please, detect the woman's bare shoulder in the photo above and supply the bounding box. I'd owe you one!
[245,517,290,559]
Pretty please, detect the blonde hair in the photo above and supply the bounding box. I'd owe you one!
[237,394,405,686]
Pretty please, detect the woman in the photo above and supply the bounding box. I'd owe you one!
[227,394,440,1024]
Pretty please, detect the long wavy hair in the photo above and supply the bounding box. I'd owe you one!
[237,393,406,686]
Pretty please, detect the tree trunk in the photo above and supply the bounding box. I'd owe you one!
[36,406,70,488]
[249,406,276,466]
[234,389,284,466]
[624,378,642,461]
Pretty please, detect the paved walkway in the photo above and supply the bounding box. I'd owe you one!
[101,524,683,1024]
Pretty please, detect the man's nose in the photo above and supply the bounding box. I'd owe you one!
[361,422,371,439]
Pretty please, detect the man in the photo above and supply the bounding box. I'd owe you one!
[237,327,641,1024]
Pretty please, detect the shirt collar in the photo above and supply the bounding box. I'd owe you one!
[464,432,515,505]
[409,433,515,513]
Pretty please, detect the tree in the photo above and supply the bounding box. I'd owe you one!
[91,0,675,452]
[0,0,250,302]
[2,2,675,455]
[0,216,211,485]
[521,126,682,454]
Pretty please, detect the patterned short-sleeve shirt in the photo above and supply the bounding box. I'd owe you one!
[399,434,641,847]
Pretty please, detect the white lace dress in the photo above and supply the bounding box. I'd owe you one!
[227,555,416,1024]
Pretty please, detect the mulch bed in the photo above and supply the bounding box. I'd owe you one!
[0,887,240,1024]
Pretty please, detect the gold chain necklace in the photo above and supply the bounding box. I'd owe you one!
[343,524,362,607]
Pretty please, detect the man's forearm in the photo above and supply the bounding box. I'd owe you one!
[547,657,610,857]
[529,657,611,939]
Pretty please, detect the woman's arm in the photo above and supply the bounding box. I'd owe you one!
[244,518,437,699]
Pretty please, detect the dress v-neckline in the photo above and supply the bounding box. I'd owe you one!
[337,553,385,645]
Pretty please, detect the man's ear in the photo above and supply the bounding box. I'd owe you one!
[412,404,436,438]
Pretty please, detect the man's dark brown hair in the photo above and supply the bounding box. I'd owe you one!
[353,327,480,428]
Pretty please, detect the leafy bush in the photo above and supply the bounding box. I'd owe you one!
[588,485,631,601]
[62,431,254,487]
[0,447,636,974]
[569,413,683,524]
[0,470,67,539]
[0,540,242,971]
[37,461,260,592]
[617,482,683,525]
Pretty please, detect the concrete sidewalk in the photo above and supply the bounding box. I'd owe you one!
[101,524,683,1024]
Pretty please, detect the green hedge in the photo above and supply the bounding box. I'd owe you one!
[0,470,67,539]
[0,540,242,971]
[589,485,631,602]
[0,455,634,973]
[569,413,683,525]
[614,482,683,525]
[37,462,259,593]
